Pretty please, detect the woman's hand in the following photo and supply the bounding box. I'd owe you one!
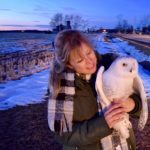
[104,103,126,128]
[113,97,135,113]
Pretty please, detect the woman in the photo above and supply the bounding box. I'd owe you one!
[48,29,141,150]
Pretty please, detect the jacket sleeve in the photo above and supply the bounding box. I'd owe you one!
[54,114,112,147]
[129,93,142,118]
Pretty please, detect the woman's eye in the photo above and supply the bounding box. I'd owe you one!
[77,59,84,63]
[87,51,92,55]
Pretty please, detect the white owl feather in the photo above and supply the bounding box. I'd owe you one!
[95,56,148,139]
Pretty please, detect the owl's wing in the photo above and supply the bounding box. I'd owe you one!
[133,75,148,130]
[95,66,110,108]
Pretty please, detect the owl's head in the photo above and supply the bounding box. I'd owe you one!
[110,56,138,77]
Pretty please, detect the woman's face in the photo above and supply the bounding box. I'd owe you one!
[68,43,97,74]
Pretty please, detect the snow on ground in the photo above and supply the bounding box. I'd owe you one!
[0,33,55,55]
[96,34,150,62]
[0,33,150,110]
[117,33,150,44]
[0,69,50,110]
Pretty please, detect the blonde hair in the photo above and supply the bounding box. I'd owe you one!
[49,29,94,98]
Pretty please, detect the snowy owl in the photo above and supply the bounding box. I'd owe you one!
[95,56,148,139]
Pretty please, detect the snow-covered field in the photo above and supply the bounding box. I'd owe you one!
[0,33,150,110]
[0,32,55,55]
[116,33,150,43]
[0,69,50,110]
[96,34,150,62]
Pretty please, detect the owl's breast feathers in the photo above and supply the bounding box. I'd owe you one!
[102,71,134,101]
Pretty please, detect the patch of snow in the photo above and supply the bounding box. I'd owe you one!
[0,69,49,110]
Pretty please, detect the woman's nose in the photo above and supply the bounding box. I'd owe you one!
[85,57,93,65]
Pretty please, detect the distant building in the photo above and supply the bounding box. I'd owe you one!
[66,21,71,29]
[142,25,150,34]
[52,21,71,32]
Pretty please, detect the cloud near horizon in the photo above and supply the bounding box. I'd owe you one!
[0,24,50,31]
[0,8,11,11]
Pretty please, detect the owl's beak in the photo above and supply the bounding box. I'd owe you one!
[130,67,133,72]
[130,68,133,73]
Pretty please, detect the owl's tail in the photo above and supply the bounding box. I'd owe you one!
[134,75,148,130]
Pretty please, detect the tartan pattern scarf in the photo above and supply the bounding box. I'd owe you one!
[48,68,129,150]
[48,68,75,134]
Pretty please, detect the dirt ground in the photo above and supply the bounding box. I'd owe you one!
[0,99,150,150]
[0,100,62,150]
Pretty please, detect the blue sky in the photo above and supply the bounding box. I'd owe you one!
[0,0,150,30]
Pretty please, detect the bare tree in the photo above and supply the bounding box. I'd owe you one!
[116,14,123,32]
[116,15,131,33]
[64,14,73,22]
[122,19,129,31]
[50,13,63,29]
[64,14,88,30]
[50,13,88,31]
[140,14,150,28]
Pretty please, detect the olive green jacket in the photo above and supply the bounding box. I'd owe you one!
[54,53,142,150]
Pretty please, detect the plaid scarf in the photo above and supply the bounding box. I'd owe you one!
[48,68,75,134]
[48,68,129,150]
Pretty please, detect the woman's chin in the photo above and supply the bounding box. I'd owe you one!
[87,67,96,74]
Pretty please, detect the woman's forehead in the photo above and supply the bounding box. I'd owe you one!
[70,48,82,59]
[69,43,91,59]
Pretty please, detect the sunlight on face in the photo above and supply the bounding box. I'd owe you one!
[68,43,97,74]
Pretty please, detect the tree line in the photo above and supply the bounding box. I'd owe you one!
[50,13,150,34]
[116,14,150,34]
[50,13,88,31]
